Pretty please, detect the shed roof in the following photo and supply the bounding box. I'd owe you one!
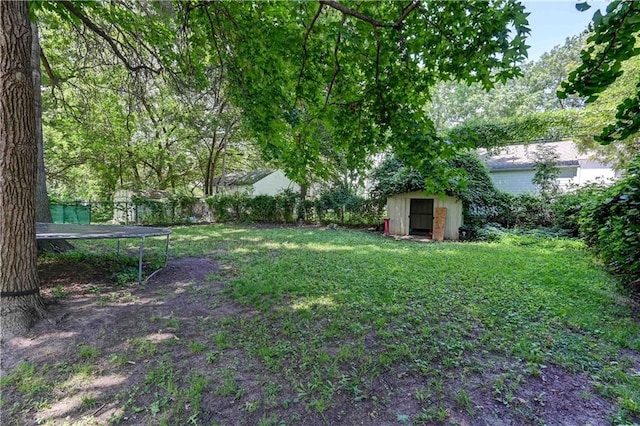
[478,141,609,171]
[211,170,276,186]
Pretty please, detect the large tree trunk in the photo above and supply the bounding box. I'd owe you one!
[0,2,45,340]
[31,22,73,252]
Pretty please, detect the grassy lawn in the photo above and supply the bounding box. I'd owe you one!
[2,224,639,425]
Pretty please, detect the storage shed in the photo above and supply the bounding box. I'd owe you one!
[386,191,463,240]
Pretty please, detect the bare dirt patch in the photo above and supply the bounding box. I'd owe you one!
[0,256,624,425]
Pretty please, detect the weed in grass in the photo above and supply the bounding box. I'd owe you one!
[414,386,431,403]
[456,389,474,415]
[78,344,100,359]
[127,338,157,357]
[263,380,282,404]
[206,273,222,282]
[214,369,241,398]
[73,363,98,378]
[206,351,220,364]
[145,360,178,395]
[396,413,411,425]
[81,395,99,409]
[3,362,50,397]
[212,330,231,350]
[114,267,139,286]
[186,374,210,413]
[188,341,206,354]
[96,291,136,306]
[308,397,329,413]
[258,414,285,426]
[243,400,260,413]
[163,317,181,331]
[492,373,523,406]
[108,354,128,366]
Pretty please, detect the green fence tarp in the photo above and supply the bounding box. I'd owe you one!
[50,204,91,224]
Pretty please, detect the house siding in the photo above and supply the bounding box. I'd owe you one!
[252,170,300,195]
[220,170,299,196]
[481,141,618,194]
[387,191,462,240]
[490,169,538,194]
[489,164,614,194]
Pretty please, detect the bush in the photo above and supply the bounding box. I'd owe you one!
[248,195,279,222]
[448,153,512,227]
[578,158,640,286]
[206,190,300,223]
[551,183,603,236]
[314,184,384,225]
[205,192,251,222]
[275,189,298,222]
[508,193,554,228]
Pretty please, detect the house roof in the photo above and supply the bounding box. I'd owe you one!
[478,141,609,171]
[211,170,275,186]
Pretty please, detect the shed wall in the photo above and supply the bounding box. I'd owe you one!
[387,192,462,240]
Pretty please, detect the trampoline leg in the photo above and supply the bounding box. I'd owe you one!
[117,239,120,256]
[164,234,170,267]
[138,236,145,283]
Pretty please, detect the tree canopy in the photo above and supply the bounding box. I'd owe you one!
[184,1,531,181]
[559,0,640,144]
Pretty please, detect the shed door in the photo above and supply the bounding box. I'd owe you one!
[409,199,434,235]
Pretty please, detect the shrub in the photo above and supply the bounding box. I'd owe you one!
[206,190,299,223]
[205,193,251,222]
[314,184,383,225]
[578,158,640,286]
[551,183,603,236]
[275,189,299,222]
[508,193,554,228]
[248,195,279,222]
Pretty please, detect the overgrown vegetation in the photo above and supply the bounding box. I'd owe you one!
[577,157,640,287]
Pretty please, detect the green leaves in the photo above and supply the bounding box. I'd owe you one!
[575,2,592,12]
[560,0,640,143]
[194,1,535,181]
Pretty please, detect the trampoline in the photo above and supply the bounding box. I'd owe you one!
[36,223,171,282]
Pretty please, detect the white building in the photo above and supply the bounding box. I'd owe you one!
[478,141,618,194]
[212,170,300,196]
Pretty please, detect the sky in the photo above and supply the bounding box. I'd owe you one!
[522,0,606,61]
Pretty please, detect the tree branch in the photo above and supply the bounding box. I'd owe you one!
[296,3,325,104]
[39,51,58,86]
[319,0,421,30]
[319,0,387,27]
[58,0,161,74]
[394,0,421,30]
[325,16,346,107]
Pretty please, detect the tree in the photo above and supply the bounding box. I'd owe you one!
[1,1,45,339]
[427,33,588,131]
[573,51,640,169]
[559,0,640,143]
[532,144,561,201]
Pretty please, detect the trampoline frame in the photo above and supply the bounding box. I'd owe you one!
[36,223,171,283]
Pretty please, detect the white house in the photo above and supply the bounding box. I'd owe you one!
[212,169,300,196]
[478,141,618,194]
